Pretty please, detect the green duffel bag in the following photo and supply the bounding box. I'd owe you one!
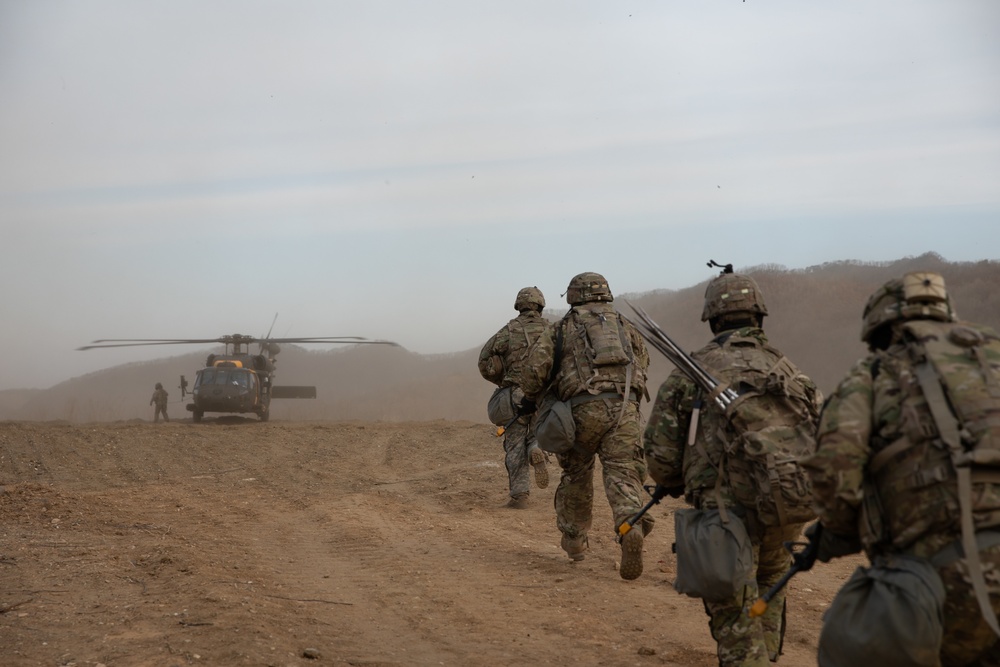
[487,385,523,426]
[673,508,754,602]
[818,553,945,667]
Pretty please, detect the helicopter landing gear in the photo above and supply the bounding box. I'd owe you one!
[258,408,269,422]
[192,410,203,423]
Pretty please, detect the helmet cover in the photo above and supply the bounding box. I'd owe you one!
[861,271,956,344]
[566,272,613,306]
[514,286,545,312]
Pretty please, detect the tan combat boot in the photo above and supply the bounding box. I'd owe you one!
[529,448,548,489]
[506,494,530,510]
[560,533,588,562]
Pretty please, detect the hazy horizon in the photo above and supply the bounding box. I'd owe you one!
[3,2,998,390]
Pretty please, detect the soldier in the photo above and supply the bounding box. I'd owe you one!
[520,272,652,579]
[478,286,552,509]
[150,382,169,423]
[803,272,1000,667]
[643,264,822,666]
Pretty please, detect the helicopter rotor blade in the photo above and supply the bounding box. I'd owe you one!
[77,339,224,351]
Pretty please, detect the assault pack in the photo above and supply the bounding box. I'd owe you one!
[705,334,820,527]
[627,303,820,528]
[876,318,1000,635]
[560,304,640,401]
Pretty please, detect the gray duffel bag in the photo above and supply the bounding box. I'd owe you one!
[534,393,576,454]
[673,508,754,602]
[818,553,945,667]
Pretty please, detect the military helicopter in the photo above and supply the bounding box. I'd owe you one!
[78,330,397,422]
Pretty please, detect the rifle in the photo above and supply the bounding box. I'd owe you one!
[622,301,738,410]
[748,522,821,618]
[617,484,677,540]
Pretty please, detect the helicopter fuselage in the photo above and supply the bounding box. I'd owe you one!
[186,356,272,422]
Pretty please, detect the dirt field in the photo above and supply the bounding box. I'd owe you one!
[0,419,863,666]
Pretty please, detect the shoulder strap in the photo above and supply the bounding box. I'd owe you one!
[913,355,1000,637]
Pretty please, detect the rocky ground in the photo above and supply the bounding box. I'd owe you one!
[0,419,862,666]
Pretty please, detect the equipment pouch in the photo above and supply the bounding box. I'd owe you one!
[487,386,523,426]
[673,508,754,602]
[534,392,576,454]
[818,554,945,667]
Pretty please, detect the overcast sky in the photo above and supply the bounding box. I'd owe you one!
[2,1,998,390]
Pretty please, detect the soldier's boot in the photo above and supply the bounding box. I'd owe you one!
[505,493,530,510]
[529,448,549,489]
[619,526,644,580]
[560,533,588,562]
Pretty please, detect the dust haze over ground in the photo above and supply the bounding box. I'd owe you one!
[0,419,862,667]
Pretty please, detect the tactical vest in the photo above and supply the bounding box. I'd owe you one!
[697,332,820,527]
[865,319,1000,635]
[554,304,642,401]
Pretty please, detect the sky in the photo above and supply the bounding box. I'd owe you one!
[1,1,999,390]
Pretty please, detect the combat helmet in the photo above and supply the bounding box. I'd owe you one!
[701,261,768,325]
[155,382,163,390]
[861,271,956,346]
[566,272,613,306]
[514,286,545,312]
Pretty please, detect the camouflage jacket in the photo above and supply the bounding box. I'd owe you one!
[478,311,552,389]
[150,388,168,407]
[804,331,1000,558]
[643,327,821,508]
[520,302,649,402]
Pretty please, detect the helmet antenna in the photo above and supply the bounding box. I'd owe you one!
[707,259,733,275]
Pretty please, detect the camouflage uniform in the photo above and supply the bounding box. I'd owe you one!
[479,287,552,506]
[520,272,652,578]
[804,291,1000,667]
[150,384,169,423]
[644,326,820,666]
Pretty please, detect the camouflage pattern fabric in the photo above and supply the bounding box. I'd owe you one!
[502,414,538,499]
[479,309,552,500]
[150,388,169,423]
[804,323,1000,665]
[520,302,649,403]
[553,399,652,539]
[643,326,818,664]
[939,544,1000,666]
[521,304,651,544]
[478,310,552,389]
[703,521,802,666]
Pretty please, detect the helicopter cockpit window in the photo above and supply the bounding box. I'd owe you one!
[232,373,248,388]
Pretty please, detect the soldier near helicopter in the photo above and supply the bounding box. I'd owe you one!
[520,272,652,579]
[479,286,552,509]
[150,382,169,423]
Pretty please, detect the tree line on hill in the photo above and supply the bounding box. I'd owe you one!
[4,253,997,423]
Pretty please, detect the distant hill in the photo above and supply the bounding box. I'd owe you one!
[11,253,1000,423]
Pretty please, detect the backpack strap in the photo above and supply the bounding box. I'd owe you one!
[914,357,1000,638]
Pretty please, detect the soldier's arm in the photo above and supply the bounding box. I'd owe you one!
[802,360,874,538]
[477,327,508,385]
[520,325,556,400]
[642,372,692,488]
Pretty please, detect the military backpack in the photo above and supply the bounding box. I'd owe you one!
[702,333,820,527]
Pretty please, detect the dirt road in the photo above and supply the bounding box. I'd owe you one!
[0,419,860,666]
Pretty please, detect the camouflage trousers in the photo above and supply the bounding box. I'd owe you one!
[936,542,1000,667]
[153,405,169,422]
[703,520,803,667]
[502,415,537,499]
[554,398,650,540]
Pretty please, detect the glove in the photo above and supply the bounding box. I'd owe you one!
[517,397,536,415]
[804,522,862,564]
[652,483,685,500]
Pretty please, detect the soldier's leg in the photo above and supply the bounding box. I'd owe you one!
[503,419,532,502]
[703,576,770,667]
[554,424,598,558]
[755,523,804,661]
[590,401,648,531]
